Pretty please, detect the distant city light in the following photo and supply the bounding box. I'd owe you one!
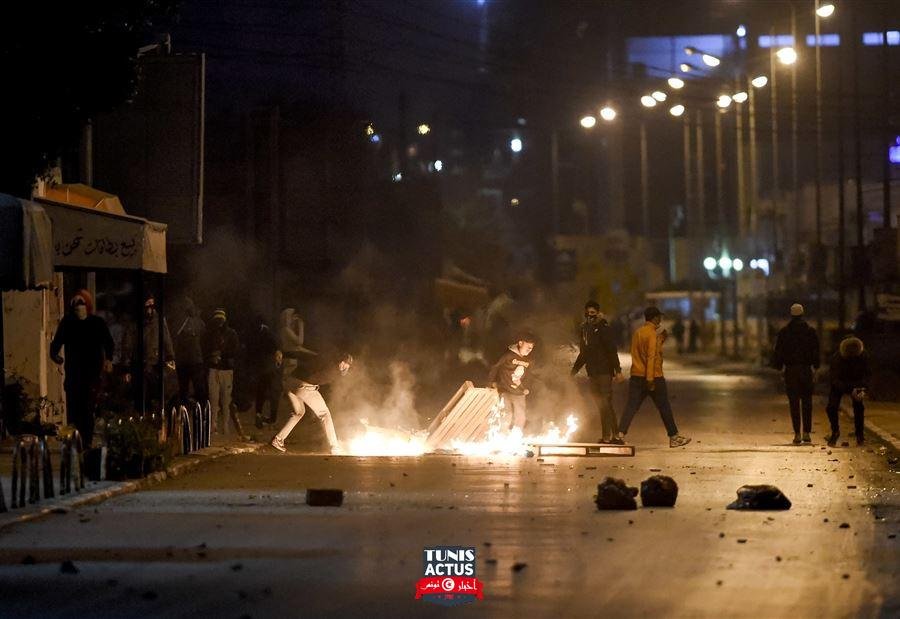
[684,46,696,55]
[889,137,900,164]
[641,95,657,108]
[733,91,749,103]
[651,90,667,102]
[776,46,798,65]
[365,124,375,136]
[751,75,769,88]
[477,0,486,6]
[417,123,431,135]
[510,137,523,153]
[757,258,770,275]
[510,197,520,207]
[669,104,686,117]
[668,77,685,89]
[517,117,527,126]
[599,106,617,121]
[370,133,381,143]
[680,63,693,73]
[702,53,721,67]
[718,256,733,270]
[580,115,597,129]
[816,3,835,18]
[736,25,747,38]
[392,172,403,182]
[434,159,443,171]
[717,94,733,108]
[703,257,717,270]
[750,259,758,269]
[732,258,744,271]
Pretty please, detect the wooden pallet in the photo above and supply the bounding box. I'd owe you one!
[529,442,635,457]
[425,381,500,451]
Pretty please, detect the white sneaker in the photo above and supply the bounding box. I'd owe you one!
[271,437,286,452]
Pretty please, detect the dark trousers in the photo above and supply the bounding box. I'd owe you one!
[619,377,679,437]
[177,363,208,404]
[65,379,100,448]
[589,375,618,440]
[255,371,281,423]
[784,365,813,434]
[825,385,865,440]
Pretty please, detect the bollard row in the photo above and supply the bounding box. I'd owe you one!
[5,434,58,510]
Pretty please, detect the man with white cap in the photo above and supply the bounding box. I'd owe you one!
[771,303,820,444]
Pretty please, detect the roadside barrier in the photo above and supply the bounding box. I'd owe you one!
[59,430,84,496]
[9,434,54,508]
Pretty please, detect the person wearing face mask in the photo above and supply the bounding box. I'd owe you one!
[50,290,114,447]
[142,295,175,410]
[270,353,353,454]
[488,330,536,432]
[616,306,691,448]
[571,301,625,444]
[203,308,240,435]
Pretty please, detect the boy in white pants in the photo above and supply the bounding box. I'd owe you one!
[271,354,352,454]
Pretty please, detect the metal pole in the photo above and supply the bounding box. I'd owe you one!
[714,110,725,236]
[882,27,893,229]
[852,6,866,312]
[769,34,781,259]
[695,109,706,240]
[837,29,846,332]
[814,0,825,350]
[640,120,649,240]
[748,80,759,240]
[736,78,746,239]
[791,3,801,246]
[683,113,693,236]
[551,128,560,236]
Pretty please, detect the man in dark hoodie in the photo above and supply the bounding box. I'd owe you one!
[248,315,283,429]
[50,290,114,447]
[203,308,240,435]
[488,330,535,432]
[270,353,352,454]
[174,298,206,404]
[771,303,820,444]
[825,335,870,446]
[571,302,625,444]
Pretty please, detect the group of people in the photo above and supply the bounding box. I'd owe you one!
[486,302,692,448]
[771,303,870,446]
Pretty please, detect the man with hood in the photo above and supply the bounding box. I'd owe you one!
[248,315,283,429]
[571,302,625,444]
[50,290,114,447]
[488,330,536,432]
[271,353,352,454]
[825,335,870,446]
[771,303,820,444]
[143,295,175,410]
[174,298,206,404]
[203,308,240,435]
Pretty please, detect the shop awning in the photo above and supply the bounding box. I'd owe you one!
[36,195,167,274]
[0,194,54,290]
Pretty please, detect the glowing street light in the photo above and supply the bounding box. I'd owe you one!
[668,77,685,89]
[640,95,657,108]
[580,115,597,129]
[702,53,721,67]
[736,24,747,38]
[776,46,797,65]
[717,94,733,108]
[669,104,685,117]
[651,90,667,102]
[599,106,617,121]
[680,62,693,73]
[732,258,744,271]
[703,256,718,270]
[510,137,523,153]
[816,3,835,18]
[434,159,443,172]
[732,91,749,103]
[718,256,733,270]
[751,75,768,88]
[417,123,431,135]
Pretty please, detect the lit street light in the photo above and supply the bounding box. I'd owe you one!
[641,95,657,108]
[816,3,835,17]
[733,91,748,103]
[669,104,685,117]
[599,106,617,121]
[651,90,667,102]
[580,115,597,129]
[510,137,523,153]
[417,123,431,135]
[776,46,798,65]
[736,24,747,38]
[717,94,732,109]
[680,62,695,73]
[702,53,721,67]
[668,77,685,89]
[703,256,717,270]
[751,75,768,88]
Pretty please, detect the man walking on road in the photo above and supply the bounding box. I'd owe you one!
[825,335,870,447]
[771,303,820,444]
[571,302,625,444]
[617,306,691,448]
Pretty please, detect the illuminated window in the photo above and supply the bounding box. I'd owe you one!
[758,34,795,48]
[863,31,900,46]
[805,34,840,46]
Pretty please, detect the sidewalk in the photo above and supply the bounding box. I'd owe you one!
[0,436,262,532]
[671,352,900,451]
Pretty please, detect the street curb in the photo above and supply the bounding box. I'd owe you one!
[850,413,900,452]
[0,442,263,533]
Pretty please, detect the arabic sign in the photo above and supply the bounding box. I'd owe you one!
[415,547,484,607]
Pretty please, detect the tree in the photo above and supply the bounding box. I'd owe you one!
[0,1,179,196]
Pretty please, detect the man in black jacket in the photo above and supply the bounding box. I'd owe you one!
[203,308,240,435]
[571,302,625,444]
[488,331,535,432]
[825,335,870,446]
[771,303,820,444]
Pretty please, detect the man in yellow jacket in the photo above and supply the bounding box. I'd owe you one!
[617,306,691,447]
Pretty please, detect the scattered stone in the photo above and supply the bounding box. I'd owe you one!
[840,442,849,447]
[21,555,36,565]
[512,562,528,572]
[847,485,857,489]
[726,485,791,510]
[824,518,829,523]
[737,539,748,544]
[719,533,725,538]
[231,563,243,571]
[402,473,408,477]
[485,558,498,565]
[775,556,782,562]
[628,520,634,525]
[595,477,638,510]
[60,560,79,574]
[716,580,723,586]
[640,475,678,507]
[848,475,854,479]
[142,591,158,601]
[842,574,850,580]
[888,534,896,539]
[649,468,662,472]
[483,542,492,547]
[306,489,344,507]
[827,450,832,455]
[807,484,814,488]
[839,523,850,529]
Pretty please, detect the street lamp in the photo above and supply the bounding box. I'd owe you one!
[668,77,685,89]
[751,75,768,88]
[717,94,732,109]
[669,104,685,117]
[510,137,523,153]
[651,90,667,102]
[599,106,617,122]
[816,3,835,18]
[776,46,798,65]
[417,123,431,135]
[733,91,748,103]
[641,95,657,108]
[680,62,696,73]
[580,115,597,129]
[702,54,721,67]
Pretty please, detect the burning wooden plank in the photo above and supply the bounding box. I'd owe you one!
[424,382,500,451]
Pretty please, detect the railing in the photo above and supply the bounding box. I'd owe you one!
[3,433,63,511]
[165,400,211,456]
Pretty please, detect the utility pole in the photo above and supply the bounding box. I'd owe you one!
[837,25,847,332]
[736,77,746,239]
[852,6,866,312]
[551,128,560,237]
[791,3,801,248]
[640,120,650,239]
[269,106,281,318]
[814,0,825,350]
[695,109,706,240]
[748,79,759,240]
[714,110,725,235]
[769,33,781,260]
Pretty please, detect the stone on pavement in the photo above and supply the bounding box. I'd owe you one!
[726,484,792,510]
[640,475,679,507]
[595,477,638,510]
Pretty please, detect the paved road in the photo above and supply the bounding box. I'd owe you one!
[0,361,898,618]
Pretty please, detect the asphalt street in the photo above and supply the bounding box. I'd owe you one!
[0,361,898,618]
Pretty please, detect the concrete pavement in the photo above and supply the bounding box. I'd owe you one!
[0,359,897,618]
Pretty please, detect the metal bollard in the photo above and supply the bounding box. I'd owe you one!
[202,400,212,448]
[180,406,192,455]
[0,469,6,513]
[72,431,84,492]
[41,437,54,499]
[59,436,70,495]
[28,440,39,504]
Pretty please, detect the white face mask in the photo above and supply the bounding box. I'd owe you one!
[74,305,88,320]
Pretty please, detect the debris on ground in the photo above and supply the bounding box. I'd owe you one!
[737,539,748,544]
[640,475,678,507]
[726,485,791,510]
[306,489,344,507]
[60,560,79,574]
[839,523,850,529]
[512,562,528,572]
[21,555,36,565]
[595,477,638,510]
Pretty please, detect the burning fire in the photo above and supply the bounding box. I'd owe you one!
[346,420,428,456]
